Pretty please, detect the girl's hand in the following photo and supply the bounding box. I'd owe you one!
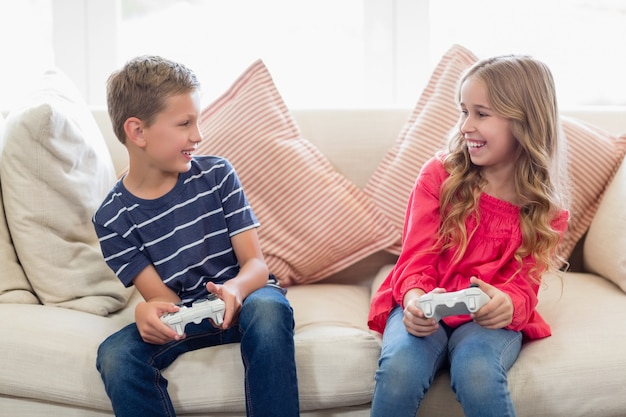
[135,301,183,344]
[206,281,242,329]
[469,277,514,329]
[403,288,445,337]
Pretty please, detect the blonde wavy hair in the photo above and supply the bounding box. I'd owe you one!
[438,55,570,283]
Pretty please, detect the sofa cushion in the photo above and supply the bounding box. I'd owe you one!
[365,44,626,261]
[0,113,39,304]
[0,69,133,315]
[0,283,380,413]
[363,44,478,254]
[197,59,398,286]
[370,266,626,416]
[584,155,626,292]
[560,118,626,261]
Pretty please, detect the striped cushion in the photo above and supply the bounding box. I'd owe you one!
[561,117,626,259]
[364,44,478,254]
[364,44,626,262]
[197,60,398,286]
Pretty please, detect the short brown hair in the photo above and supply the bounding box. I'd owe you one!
[106,55,201,143]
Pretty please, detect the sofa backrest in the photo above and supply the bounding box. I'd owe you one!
[95,107,626,187]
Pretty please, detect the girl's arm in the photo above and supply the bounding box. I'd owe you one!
[485,209,569,332]
[389,157,447,307]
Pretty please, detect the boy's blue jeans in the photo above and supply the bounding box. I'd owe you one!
[96,286,299,417]
[370,305,522,417]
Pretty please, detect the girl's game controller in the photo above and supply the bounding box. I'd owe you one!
[417,285,490,321]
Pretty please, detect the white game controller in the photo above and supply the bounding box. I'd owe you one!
[161,295,226,336]
[417,285,490,321]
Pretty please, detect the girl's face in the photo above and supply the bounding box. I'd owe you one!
[458,77,518,172]
[141,90,203,174]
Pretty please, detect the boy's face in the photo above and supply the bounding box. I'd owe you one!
[140,90,203,173]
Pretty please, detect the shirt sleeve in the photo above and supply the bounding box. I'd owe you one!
[93,215,151,288]
[389,156,448,307]
[214,158,260,237]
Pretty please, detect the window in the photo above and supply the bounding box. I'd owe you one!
[118,0,374,108]
[0,0,54,110]
[2,0,626,110]
[428,0,626,107]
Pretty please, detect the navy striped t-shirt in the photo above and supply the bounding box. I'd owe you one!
[93,156,261,303]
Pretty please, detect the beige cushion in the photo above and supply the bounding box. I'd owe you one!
[584,156,626,292]
[0,69,133,315]
[364,44,626,261]
[415,272,626,416]
[0,283,380,413]
[0,113,39,304]
[197,59,398,285]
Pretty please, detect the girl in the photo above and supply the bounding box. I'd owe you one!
[368,55,569,417]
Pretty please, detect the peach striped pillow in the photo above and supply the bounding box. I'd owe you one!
[364,44,478,254]
[559,117,626,258]
[364,44,626,262]
[198,60,398,286]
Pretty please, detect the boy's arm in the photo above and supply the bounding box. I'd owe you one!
[206,228,268,328]
[133,265,183,344]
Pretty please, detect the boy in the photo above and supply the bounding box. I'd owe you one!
[93,55,299,417]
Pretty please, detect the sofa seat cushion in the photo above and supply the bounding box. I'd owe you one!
[0,283,380,414]
[412,271,626,416]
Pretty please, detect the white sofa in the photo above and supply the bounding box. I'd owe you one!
[1,102,626,416]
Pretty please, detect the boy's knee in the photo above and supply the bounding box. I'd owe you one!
[96,326,137,375]
[240,290,294,336]
[96,340,119,376]
[244,289,292,318]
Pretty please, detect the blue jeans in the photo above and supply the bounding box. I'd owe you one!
[96,286,299,417]
[370,305,522,417]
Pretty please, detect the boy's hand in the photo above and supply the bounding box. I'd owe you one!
[135,301,183,344]
[402,287,444,337]
[206,282,242,329]
[469,277,514,329]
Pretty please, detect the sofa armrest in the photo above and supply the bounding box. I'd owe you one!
[583,157,626,292]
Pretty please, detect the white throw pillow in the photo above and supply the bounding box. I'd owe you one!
[0,112,39,304]
[1,69,133,315]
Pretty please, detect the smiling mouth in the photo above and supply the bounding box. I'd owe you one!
[466,140,486,149]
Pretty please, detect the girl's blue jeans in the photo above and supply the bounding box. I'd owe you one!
[96,286,299,417]
[370,305,522,417]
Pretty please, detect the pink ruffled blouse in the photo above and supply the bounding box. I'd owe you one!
[368,156,568,341]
